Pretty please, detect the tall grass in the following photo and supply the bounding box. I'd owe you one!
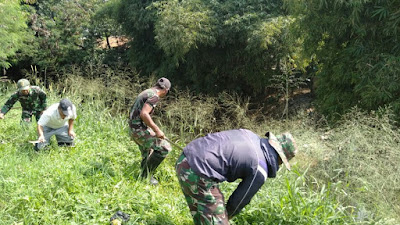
[301,107,400,224]
[0,90,191,224]
[231,171,352,225]
[0,72,398,224]
[161,91,262,144]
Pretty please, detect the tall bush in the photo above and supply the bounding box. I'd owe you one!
[0,0,31,69]
[115,0,298,96]
[285,0,400,121]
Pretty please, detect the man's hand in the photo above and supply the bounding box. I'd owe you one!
[38,135,45,143]
[0,113,4,119]
[68,130,76,139]
[155,130,165,139]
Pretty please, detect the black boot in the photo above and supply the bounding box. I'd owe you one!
[140,157,149,177]
[140,153,166,185]
[58,142,75,147]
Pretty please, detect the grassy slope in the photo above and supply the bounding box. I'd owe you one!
[0,83,398,224]
[0,93,192,224]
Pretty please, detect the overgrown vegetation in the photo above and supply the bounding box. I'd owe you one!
[2,0,400,123]
[304,108,400,223]
[0,75,399,224]
[1,0,400,223]
[0,0,31,69]
[115,0,294,96]
[284,0,400,121]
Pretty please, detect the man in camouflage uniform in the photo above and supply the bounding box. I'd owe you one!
[128,77,172,185]
[0,79,47,123]
[176,129,298,225]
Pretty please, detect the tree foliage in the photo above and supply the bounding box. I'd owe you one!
[3,0,400,122]
[28,0,100,68]
[0,0,31,69]
[285,0,400,120]
[1,0,123,74]
[151,0,217,62]
[91,0,123,49]
[116,0,296,96]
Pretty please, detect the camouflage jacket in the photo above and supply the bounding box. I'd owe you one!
[129,88,160,128]
[0,86,47,114]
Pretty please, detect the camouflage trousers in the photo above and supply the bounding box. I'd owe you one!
[176,153,229,225]
[21,109,41,123]
[129,125,171,167]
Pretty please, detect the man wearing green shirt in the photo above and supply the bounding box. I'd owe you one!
[128,77,172,185]
[0,79,47,123]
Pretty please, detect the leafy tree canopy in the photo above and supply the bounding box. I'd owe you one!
[116,0,298,96]
[285,0,400,120]
[0,0,31,69]
[3,0,121,72]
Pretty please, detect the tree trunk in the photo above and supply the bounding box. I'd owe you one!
[105,33,111,49]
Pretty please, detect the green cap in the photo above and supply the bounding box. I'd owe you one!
[267,132,298,171]
[17,79,30,91]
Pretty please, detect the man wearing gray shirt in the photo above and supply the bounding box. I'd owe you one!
[35,99,77,150]
[176,129,298,224]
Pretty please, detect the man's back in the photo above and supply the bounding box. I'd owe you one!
[183,129,264,182]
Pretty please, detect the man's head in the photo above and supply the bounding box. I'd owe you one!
[58,99,74,119]
[155,77,171,97]
[17,79,30,95]
[266,132,298,170]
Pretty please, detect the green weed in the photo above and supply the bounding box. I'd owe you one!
[0,75,398,224]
